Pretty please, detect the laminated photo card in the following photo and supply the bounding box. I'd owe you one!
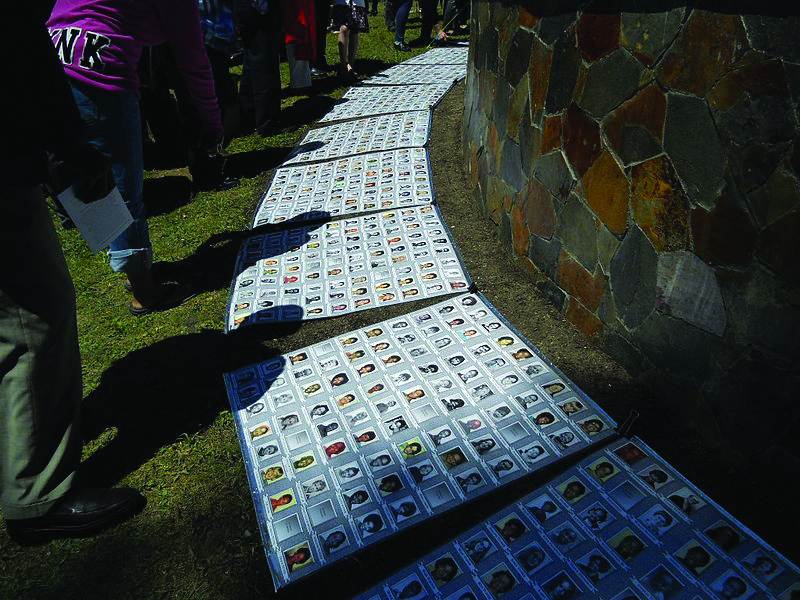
[354,437,800,599]
[224,293,617,589]
[319,83,454,123]
[251,148,434,227]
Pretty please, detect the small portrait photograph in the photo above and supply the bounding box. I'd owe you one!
[392,371,414,386]
[403,387,427,403]
[496,335,516,348]
[291,452,317,473]
[579,502,614,531]
[319,525,350,556]
[557,398,586,416]
[667,487,707,516]
[637,464,673,490]
[518,442,549,466]
[335,392,358,409]
[302,381,323,397]
[513,393,541,411]
[446,353,467,367]
[549,522,583,551]
[577,415,606,437]
[439,446,469,470]
[531,409,558,428]
[353,428,379,447]
[461,531,497,565]
[613,442,647,465]
[515,542,550,574]
[457,368,481,384]
[426,553,463,588]
[525,493,561,524]
[609,481,646,511]
[269,489,297,514]
[243,400,265,419]
[366,382,386,396]
[376,473,404,497]
[283,541,314,573]
[427,425,455,447]
[548,428,579,451]
[498,421,529,445]
[398,437,427,460]
[541,571,580,600]
[389,574,428,600]
[381,354,404,366]
[483,356,508,370]
[256,442,280,460]
[408,459,437,484]
[471,436,498,456]
[306,497,337,526]
[494,513,528,544]
[342,485,371,510]
[585,457,619,483]
[455,468,486,494]
[481,564,518,598]
[432,377,455,393]
[318,356,340,372]
[642,564,682,600]
[316,419,341,439]
[576,550,614,583]
[422,481,455,509]
[488,403,513,422]
[261,463,286,485]
[278,413,302,432]
[498,373,520,389]
[458,415,485,434]
[523,363,547,378]
[441,396,466,412]
[556,477,588,504]
[308,403,331,420]
[375,398,400,415]
[335,461,362,483]
[345,408,370,428]
[365,326,384,338]
[272,512,303,543]
[710,570,753,600]
[743,548,784,582]
[323,439,348,460]
[355,510,385,539]
[285,429,312,452]
[470,384,495,402]
[674,539,715,576]
[289,351,308,364]
[388,496,420,524]
[302,476,329,500]
[703,520,745,553]
[511,347,534,361]
[487,455,519,479]
[542,380,567,397]
[366,451,394,473]
[636,503,677,538]
[608,527,647,562]
[356,362,377,378]
[249,422,273,441]
[412,402,439,423]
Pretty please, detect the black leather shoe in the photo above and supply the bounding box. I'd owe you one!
[5,488,145,546]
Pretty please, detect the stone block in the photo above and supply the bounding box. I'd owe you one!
[500,210,513,248]
[610,225,657,329]
[534,151,575,202]
[742,15,800,63]
[529,35,554,125]
[545,30,580,115]
[519,123,543,177]
[757,210,800,284]
[511,203,529,256]
[563,103,602,177]
[582,150,630,235]
[507,77,530,143]
[630,155,690,252]
[565,297,603,337]
[579,48,643,118]
[505,28,534,87]
[657,10,748,97]
[558,194,599,270]
[601,330,646,374]
[557,250,606,312]
[523,178,557,239]
[492,79,512,140]
[663,93,726,210]
[539,12,577,45]
[576,12,620,62]
[518,6,539,30]
[541,114,562,154]
[746,165,800,228]
[500,139,525,193]
[655,251,727,337]
[603,84,666,166]
[620,8,684,67]
[536,279,567,311]
[597,225,620,276]
[529,234,562,280]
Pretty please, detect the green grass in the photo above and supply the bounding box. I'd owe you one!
[0,11,471,600]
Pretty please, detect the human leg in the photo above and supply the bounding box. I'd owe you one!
[394,0,412,48]
[238,8,281,134]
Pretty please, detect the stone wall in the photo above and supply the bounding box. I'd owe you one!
[463,1,800,460]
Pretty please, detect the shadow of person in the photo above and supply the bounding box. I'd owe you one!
[76,328,294,488]
[152,212,331,297]
[143,175,194,217]
[223,145,295,180]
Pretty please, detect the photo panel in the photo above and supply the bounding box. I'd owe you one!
[252,148,434,226]
[366,63,468,86]
[403,46,470,65]
[284,110,431,165]
[319,83,454,123]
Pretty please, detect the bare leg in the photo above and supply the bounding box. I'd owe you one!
[349,31,360,68]
[337,25,350,74]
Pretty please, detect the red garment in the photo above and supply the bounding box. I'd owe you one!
[282,0,316,61]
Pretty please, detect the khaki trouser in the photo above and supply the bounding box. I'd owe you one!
[0,186,82,520]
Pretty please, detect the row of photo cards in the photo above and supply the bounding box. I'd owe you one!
[223,293,617,589]
[284,111,432,166]
[227,205,471,330]
[319,83,455,123]
[251,148,434,227]
[366,63,469,86]
[355,436,800,600]
[403,46,470,65]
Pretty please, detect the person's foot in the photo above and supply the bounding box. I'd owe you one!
[394,41,410,52]
[256,120,281,137]
[129,281,196,316]
[311,67,325,77]
[5,488,145,546]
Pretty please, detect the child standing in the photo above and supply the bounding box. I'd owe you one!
[332,0,369,81]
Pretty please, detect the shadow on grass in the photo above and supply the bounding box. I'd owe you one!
[143,175,194,217]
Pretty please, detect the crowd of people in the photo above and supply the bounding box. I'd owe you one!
[2,0,468,547]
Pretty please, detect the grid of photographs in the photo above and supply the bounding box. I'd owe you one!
[403,47,470,65]
[223,293,617,588]
[366,64,468,86]
[284,111,432,166]
[355,436,800,600]
[227,205,471,329]
[319,83,454,123]
[251,149,434,227]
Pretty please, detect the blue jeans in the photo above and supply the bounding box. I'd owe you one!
[394,0,412,44]
[70,81,152,275]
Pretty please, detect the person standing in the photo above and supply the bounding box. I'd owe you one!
[392,0,412,51]
[47,0,224,315]
[312,0,333,76]
[332,0,369,81]
[1,8,144,545]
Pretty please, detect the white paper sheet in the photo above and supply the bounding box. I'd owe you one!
[58,186,133,252]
